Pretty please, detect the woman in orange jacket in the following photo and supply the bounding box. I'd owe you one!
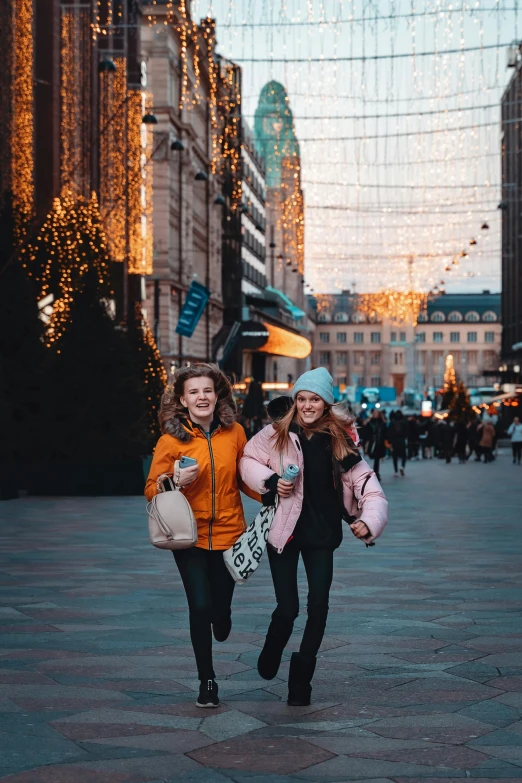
[145,363,259,708]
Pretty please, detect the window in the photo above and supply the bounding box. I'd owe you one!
[356,376,365,386]
[336,332,347,343]
[450,332,460,343]
[468,350,478,366]
[391,331,397,342]
[420,350,427,366]
[400,331,407,342]
[484,350,497,367]
[353,351,364,366]
[335,312,349,323]
[485,331,495,343]
[465,311,480,322]
[417,312,428,322]
[483,311,497,322]
[370,351,381,365]
[431,311,445,322]
[452,351,461,364]
[448,311,463,322]
[416,332,426,343]
[336,351,348,366]
[319,351,331,365]
[352,311,365,323]
[467,331,477,343]
[354,332,364,344]
[371,332,381,343]
[394,352,403,365]
[318,313,328,322]
[433,350,443,364]
[319,332,330,343]
[433,331,443,343]
[336,375,347,386]
[370,376,381,387]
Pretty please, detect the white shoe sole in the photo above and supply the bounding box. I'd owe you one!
[196,700,220,708]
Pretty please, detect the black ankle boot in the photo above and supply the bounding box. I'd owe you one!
[287,652,317,706]
[257,618,293,680]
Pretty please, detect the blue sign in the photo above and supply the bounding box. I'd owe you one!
[175,281,210,338]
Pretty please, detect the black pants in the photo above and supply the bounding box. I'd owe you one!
[373,457,381,478]
[482,446,494,463]
[512,443,522,463]
[267,539,333,658]
[173,547,235,680]
[392,442,407,473]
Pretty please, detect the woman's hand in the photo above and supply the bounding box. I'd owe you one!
[350,520,371,540]
[177,463,200,488]
[277,478,295,498]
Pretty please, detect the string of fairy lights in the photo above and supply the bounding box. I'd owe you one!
[191,0,520,319]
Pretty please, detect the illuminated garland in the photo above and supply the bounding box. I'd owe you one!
[127,90,153,275]
[281,155,305,275]
[60,8,91,196]
[358,290,429,326]
[203,19,219,172]
[11,0,34,237]
[177,0,190,109]
[21,191,112,348]
[219,62,242,206]
[99,57,127,262]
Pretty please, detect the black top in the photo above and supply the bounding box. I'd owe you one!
[293,428,362,550]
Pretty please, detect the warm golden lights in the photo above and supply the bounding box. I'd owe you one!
[11,0,35,237]
[358,290,429,326]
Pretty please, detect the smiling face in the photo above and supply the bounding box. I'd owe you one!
[296,391,326,425]
[180,376,217,428]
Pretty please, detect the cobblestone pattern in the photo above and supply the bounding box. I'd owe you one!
[0,454,521,781]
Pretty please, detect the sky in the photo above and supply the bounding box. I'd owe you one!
[190,0,522,295]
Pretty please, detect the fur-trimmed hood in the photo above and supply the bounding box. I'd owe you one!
[162,404,237,442]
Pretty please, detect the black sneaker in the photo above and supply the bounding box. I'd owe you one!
[196,679,219,708]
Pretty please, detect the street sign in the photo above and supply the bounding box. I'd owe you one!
[175,281,210,338]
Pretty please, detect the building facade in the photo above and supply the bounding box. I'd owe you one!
[309,291,501,394]
[141,8,233,367]
[501,58,522,381]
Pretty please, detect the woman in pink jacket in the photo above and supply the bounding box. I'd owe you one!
[240,368,388,706]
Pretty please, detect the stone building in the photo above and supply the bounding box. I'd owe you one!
[309,290,501,395]
[141,8,231,367]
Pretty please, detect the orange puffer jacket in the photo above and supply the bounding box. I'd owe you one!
[145,417,260,551]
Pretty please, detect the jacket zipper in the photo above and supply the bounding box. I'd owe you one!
[206,431,216,550]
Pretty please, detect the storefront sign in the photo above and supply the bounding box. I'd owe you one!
[240,320,270,350]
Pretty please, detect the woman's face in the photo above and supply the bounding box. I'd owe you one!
[180,376,217,423]
[296,391,326,425]
[515,417,520,425]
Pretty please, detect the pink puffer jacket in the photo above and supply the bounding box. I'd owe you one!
[239,425,388,553]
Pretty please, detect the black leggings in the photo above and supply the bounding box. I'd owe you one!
[512,442,522,463]
[267,539,333,657]
[392,448,407,472]
[173,547,235,680]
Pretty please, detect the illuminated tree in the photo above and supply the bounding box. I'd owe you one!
[440,353,458,410]
[449,380,473,422]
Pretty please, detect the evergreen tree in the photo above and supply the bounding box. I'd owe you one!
[449,380,473,422]
[440,353,458,410]
[0,195,49,463]
[48,269,149,461]
[127,303,167,451]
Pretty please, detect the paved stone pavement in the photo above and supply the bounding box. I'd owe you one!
[0,452,522,782]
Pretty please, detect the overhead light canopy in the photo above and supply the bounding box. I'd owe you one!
[142,112,158,124]
[195,170,208,181]
[170,138,185,151]
[214,195,226,205]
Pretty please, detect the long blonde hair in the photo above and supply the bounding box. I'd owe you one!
[271,400,358,461]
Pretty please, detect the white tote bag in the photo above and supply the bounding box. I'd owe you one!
[223,499,277,584]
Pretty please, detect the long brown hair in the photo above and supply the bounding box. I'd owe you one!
[272,399,358,461]
[159,363,236,437]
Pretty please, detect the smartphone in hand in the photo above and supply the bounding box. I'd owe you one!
[179,456,198,469]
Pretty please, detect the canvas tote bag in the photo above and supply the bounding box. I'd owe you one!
[147,474,198,550]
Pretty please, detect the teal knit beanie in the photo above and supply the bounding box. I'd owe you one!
[291,367,335,405]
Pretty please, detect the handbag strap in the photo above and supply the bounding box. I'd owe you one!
[156,473,177,493]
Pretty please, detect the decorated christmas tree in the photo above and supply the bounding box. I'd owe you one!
[440,354,458,410]
[449,380,473,422]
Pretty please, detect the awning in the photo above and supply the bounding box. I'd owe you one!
[257,321,311,359]
[265,286,306,319]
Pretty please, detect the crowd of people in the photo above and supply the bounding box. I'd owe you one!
[358,408,521,478]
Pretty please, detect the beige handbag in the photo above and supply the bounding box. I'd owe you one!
[147,474,198,550]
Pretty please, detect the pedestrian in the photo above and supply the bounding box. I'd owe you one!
[468,418,481,461]
[407,416,420,460]
[239,368,388,706]
[419,417,434,459]
[367,408,387,481]
[507,416,522,465]
[437,419,455,463]
[387,409,408,477]
[145,363,260,709]
[453,419,469,464]
[477,419,496,463]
